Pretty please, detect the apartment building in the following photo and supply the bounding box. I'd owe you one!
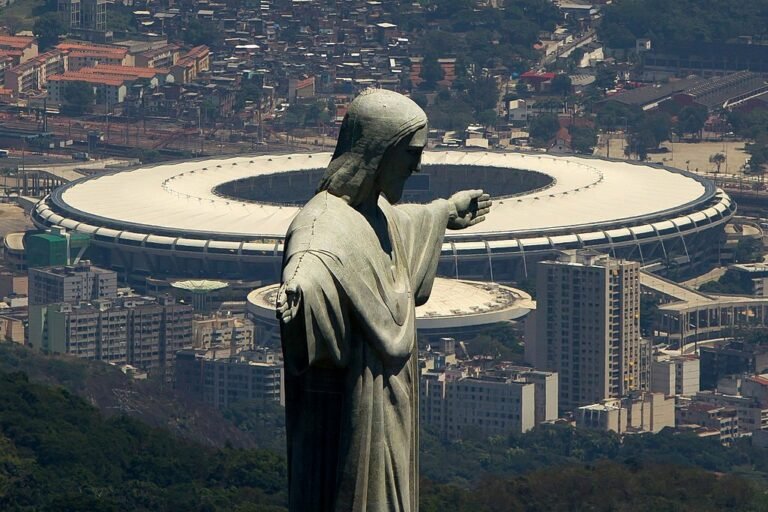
[651,354,700,397]
[0,35,38,65]
[192,314,254,350]
[170,45,210,84]
[47,64,168,106]
[175,347,284,408]
[420,367,558,439]
[58,0,107,32]
[742,374,768,404]
[31,294,192,377]
[135,44,180,68]
[688,390,768,435]
[0,314,25,344]
[677,403,740,445]
[576,392,675,434]
[28,261,117,306]
[47,72,128,105]
[528,250,647,411]
[56,41,132,71]
[4,49,68,94]
[0,272,28,299]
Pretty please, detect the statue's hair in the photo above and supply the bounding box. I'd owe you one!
[317,89,427,206]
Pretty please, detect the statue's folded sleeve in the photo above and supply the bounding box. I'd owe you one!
[281,253,351,374]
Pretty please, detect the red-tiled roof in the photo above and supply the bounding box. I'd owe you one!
[48,72,127,87]
[185,45,210,58]
[80,64,169,78]
[521,71,555,81]
[57,42,128,58]
[0,35,35,50]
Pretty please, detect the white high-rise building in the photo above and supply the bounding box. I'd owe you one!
[528,250,647,411]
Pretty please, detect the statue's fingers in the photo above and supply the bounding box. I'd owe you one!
[476,207,491,217]
[469,215,486,226]
[479,193,490,201]
[477,200,492,210]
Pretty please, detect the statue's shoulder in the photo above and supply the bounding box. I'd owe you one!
[288,191,358,233]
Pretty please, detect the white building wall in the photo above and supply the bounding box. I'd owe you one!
[649,393,676,432]
[520,383,535,433]
[651,359,675,396]
[676,357,700,396]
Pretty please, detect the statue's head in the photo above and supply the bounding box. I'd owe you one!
[317,89,428,206]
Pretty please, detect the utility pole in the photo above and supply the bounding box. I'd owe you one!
[198,105,204,155]
[21,137,25,196]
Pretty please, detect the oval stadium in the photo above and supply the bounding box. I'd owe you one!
[246,278,535,346]
[30,151,735,287]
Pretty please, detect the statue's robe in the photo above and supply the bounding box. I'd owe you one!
[281,191,450,512]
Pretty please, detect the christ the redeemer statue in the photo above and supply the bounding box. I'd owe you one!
[277,89,491,512]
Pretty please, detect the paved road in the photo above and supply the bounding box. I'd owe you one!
[33,158,130,182]
[0,203,33,237]
[0,155,71,170]
[682,267,728,289]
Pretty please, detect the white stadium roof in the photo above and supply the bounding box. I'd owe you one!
[44,151,713,242]
[247,278,534,329]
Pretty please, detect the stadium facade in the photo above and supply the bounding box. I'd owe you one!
[31,151,735,287]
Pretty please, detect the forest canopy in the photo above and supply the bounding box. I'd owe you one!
[599,0,768,48]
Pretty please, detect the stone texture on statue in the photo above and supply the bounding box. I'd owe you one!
[277,89,490,512]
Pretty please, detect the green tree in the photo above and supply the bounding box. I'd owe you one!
[734,237,763,263]
[595,67,617,91]
[468,77,499,114]
[745,134,768,179]
[420,57,445,88]
[476,108,497,128]
[284,103,307,129]
[60,82,95,116]
[3,15,23,35]
[599,0,768,49]
[550,74,572,97]
[515,80,530,98]
[235,82,262,110]
[33,13,66,50]
[529,114,560,147]
[640,111,672,148]
[709,152,726,174]
[183,19,219,46]
[595,102,643,132]
[676,105,708,140]
[569,125,597,154]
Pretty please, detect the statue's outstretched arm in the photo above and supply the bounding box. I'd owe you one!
[447,189,492,230]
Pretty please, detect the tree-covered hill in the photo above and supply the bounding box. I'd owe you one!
[2,355,768,510]
[0,371,287,511]
[0,343,257,449]
[600,0,768,49]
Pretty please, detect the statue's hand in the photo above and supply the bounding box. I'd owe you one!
[276,282,302,324]
[447,189,492,230]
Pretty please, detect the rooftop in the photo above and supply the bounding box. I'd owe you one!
[47,73,128,87]
[247,278,533,328]
[45,151,712,241]
[57,42,129,58]
[171,280,229,292]
[79,64,170,79]
[601,77,704,108]
[0,35,35,49]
